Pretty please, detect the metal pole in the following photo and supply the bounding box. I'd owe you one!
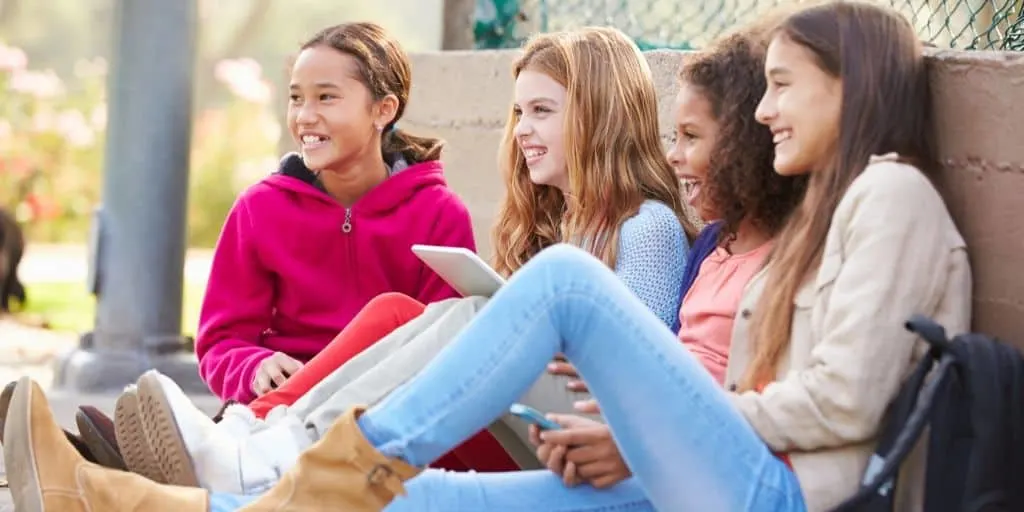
[442,0,476,50]
[53,0,208,394]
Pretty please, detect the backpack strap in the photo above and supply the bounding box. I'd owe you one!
[906,314,953,352]
[832,315,958,512]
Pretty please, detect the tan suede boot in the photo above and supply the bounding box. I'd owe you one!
[2,377,209,512]
[241,406,421,511]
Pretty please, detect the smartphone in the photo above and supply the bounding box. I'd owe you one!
[509,403,562,431]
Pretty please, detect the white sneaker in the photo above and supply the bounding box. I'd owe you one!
[136,371,312,494]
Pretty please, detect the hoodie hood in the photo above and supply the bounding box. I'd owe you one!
[263,152,449,216]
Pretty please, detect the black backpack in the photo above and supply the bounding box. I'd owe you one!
[833,314,1024,512]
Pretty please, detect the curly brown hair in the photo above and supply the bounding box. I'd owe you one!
[678,29,808,242]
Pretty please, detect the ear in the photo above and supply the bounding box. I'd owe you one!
[373,94,400,131]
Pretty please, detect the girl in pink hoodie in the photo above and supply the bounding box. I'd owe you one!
[194,22,474,406]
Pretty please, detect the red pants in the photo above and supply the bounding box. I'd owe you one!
[248,292,519,473]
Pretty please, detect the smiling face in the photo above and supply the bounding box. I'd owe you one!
[666,82,720,221]
[512,69,569,191]
[755,35,842,176]
[287,45,394,174]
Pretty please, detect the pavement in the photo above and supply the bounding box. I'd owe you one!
[0,244,220,509]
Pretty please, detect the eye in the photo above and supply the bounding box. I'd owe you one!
[533,105,552,114]
[683,131,698,141]
[512,106,523,117]
[319,93,337,101]
[288,94,301,104]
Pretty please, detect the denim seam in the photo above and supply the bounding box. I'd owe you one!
[558,290,796,507]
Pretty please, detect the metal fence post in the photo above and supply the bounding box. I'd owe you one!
[52,0,209,394]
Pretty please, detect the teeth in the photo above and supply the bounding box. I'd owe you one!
[523,148,547,158]
[302,135,326,144]
[773,131,791,144]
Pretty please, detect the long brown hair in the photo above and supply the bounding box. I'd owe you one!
[679,30,808,242]
[492,27,694,276]
[741,1,936,390]
[302,22,443,164]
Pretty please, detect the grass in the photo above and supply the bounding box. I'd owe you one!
[20,281,206,337]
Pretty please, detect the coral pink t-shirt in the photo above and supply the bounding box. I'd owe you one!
[678,241,774,384]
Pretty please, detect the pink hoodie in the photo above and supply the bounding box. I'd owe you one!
[196,153,475,403]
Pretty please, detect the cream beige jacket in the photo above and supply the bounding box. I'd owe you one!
[725,154,972,512]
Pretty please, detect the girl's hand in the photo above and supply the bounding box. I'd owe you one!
[252,352,303,396]
[531,414,631,489]
[548,354,588,392]
[573,398,601,415]
[530,419,581,487]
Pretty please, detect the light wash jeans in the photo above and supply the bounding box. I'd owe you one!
[209,244,806,511]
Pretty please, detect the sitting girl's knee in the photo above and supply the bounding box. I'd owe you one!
[366,292,424,314]
[533,244,603,271]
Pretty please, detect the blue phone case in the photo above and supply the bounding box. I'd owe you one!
[509,403,562,431]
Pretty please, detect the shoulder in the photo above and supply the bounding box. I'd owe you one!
[834,153,963,245]
[418,185,472,223]
[398,162,471,217]
[235,180,279,206]
[227,182,276,221]
[619,201,687,250]
[841,153,944,214]
[623,200,683,231]
[229,179,300,227]
[695,221,723,245]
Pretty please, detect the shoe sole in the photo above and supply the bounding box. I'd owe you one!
[115,388,167,483]
[0,379,17,441]
[76,408,127,471]
[5,377,44,512]
[136,372,200,488]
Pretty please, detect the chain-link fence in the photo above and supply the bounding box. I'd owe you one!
[474,0,1024,51]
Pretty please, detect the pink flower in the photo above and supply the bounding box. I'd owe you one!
[0,157,33,178]
[56,110,96,148]
[214,58,272,104]
[0,42,28,72]
[9,69,65,98]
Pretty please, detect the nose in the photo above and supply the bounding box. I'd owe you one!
[755,92,776,126]
[666,140,684,170]
[295,102,318,125]
[513,115,532,140]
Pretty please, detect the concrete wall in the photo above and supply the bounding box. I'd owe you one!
[403,49,1024,346]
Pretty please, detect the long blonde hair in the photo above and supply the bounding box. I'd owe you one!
[492,27,694,276]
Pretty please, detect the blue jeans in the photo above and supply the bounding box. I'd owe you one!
[210,244,806,511]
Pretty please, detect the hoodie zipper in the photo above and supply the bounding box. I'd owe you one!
[341,208,353,233]
[341,207,358,295]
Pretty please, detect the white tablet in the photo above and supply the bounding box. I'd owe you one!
[411,244,506,298]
